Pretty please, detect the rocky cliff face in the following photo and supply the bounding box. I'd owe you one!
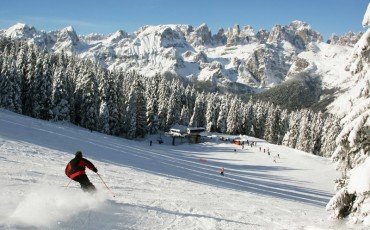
[328,32,364,47]
[0,21,357,94]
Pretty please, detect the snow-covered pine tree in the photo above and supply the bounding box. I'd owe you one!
[253,101,267,138]
[310,112,324,155]
[0,57,21,112]
[205,93,220,132]
[166,80,182,128]
[157,75,171,130]
[98,70,119,135]
[126,78,147,138]
[277,109,289,145]
[146,73,160,134]
[79,69,100,131]
[99,101,110,134]
[107,73,120,135]
[263,104,281,143]
[30,53,44,118]
[116,70,128,135]
[242,101,254,136]
[320,115,341,157]
[15,42,28,115]
[99,70,110,134]
[189,92,206,128]
[52,66,70,121]
[65,57,78,122]
[327,4,370,223]
[296,109,313,152]
[282,110,301,148]
[216,97,229,133]
[226,97,241,134]
[23,45,37,116]
[39,51,53,120]
[180,105,190,126]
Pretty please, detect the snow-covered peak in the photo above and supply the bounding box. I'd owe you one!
[362,3,370,27]
[4,22,38,39]
[83,33,106,42]
[107,30,128,43]
[8,22,28,30]
[61,26,75,33]
[267,21,323,49]
[188,23,212,46]
[288,20,311,30]
[58,26,78,43]
[328,31,364,47]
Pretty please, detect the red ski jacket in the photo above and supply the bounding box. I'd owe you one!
[65,157,97,179]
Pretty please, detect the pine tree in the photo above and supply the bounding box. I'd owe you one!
[166,80,182,127]
[0,57,20,112]
[253,101,267,138]
[226,98,241,134]
[158,75,170,130]
[116,70,128,135]
[296,109,313,152]
[277,109,289,145]
[16,42,28,115]
[310,112,324,155]
[321,115,341,157]
[52,66,70,121]
[99,70,119,135]
[282,111,301,148]
[190,93,206,127]
[264,105,281,143]
[205,93,220,132]
[39,52,53,120]
[216,97,228,133]
[30,53,44,118]
[180,105,190,126]
[243,101,254,136]
[22,45,37,116]
[146,73,160,134]
[126,78,147,138]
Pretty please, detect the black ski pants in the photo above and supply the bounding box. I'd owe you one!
[73,174,96,192]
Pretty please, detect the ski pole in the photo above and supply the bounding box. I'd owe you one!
[96,173,116,197]
[64,179,72,188]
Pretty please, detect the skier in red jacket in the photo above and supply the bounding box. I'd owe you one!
[65,151,98,192]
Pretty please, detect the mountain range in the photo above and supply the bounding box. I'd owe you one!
[0,21,366,115]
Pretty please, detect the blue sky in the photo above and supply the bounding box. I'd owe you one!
[0,0,368,40]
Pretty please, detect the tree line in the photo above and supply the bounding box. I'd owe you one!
[0,38,341,156]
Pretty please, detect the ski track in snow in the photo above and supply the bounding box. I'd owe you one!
[0,109,363,229]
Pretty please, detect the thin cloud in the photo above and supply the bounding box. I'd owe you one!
[24,16,100,28]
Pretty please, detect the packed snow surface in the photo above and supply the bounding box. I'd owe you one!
[0,109,364,229]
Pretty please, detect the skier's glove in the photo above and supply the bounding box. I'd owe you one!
[93,167,98,173]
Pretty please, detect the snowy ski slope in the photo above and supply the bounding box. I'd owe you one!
[0,109,363,229]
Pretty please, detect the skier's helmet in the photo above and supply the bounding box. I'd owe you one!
[75,151,83,158]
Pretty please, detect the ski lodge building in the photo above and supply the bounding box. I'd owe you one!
[167,125,206,145]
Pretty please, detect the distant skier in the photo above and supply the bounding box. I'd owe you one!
[150,140,152,146]
[220,167,225,176]
[65,151,98,192]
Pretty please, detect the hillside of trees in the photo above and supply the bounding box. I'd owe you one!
[0,37,341,156]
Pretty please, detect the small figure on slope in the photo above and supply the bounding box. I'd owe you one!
[220,167,225,176]
[65,151,98,192]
